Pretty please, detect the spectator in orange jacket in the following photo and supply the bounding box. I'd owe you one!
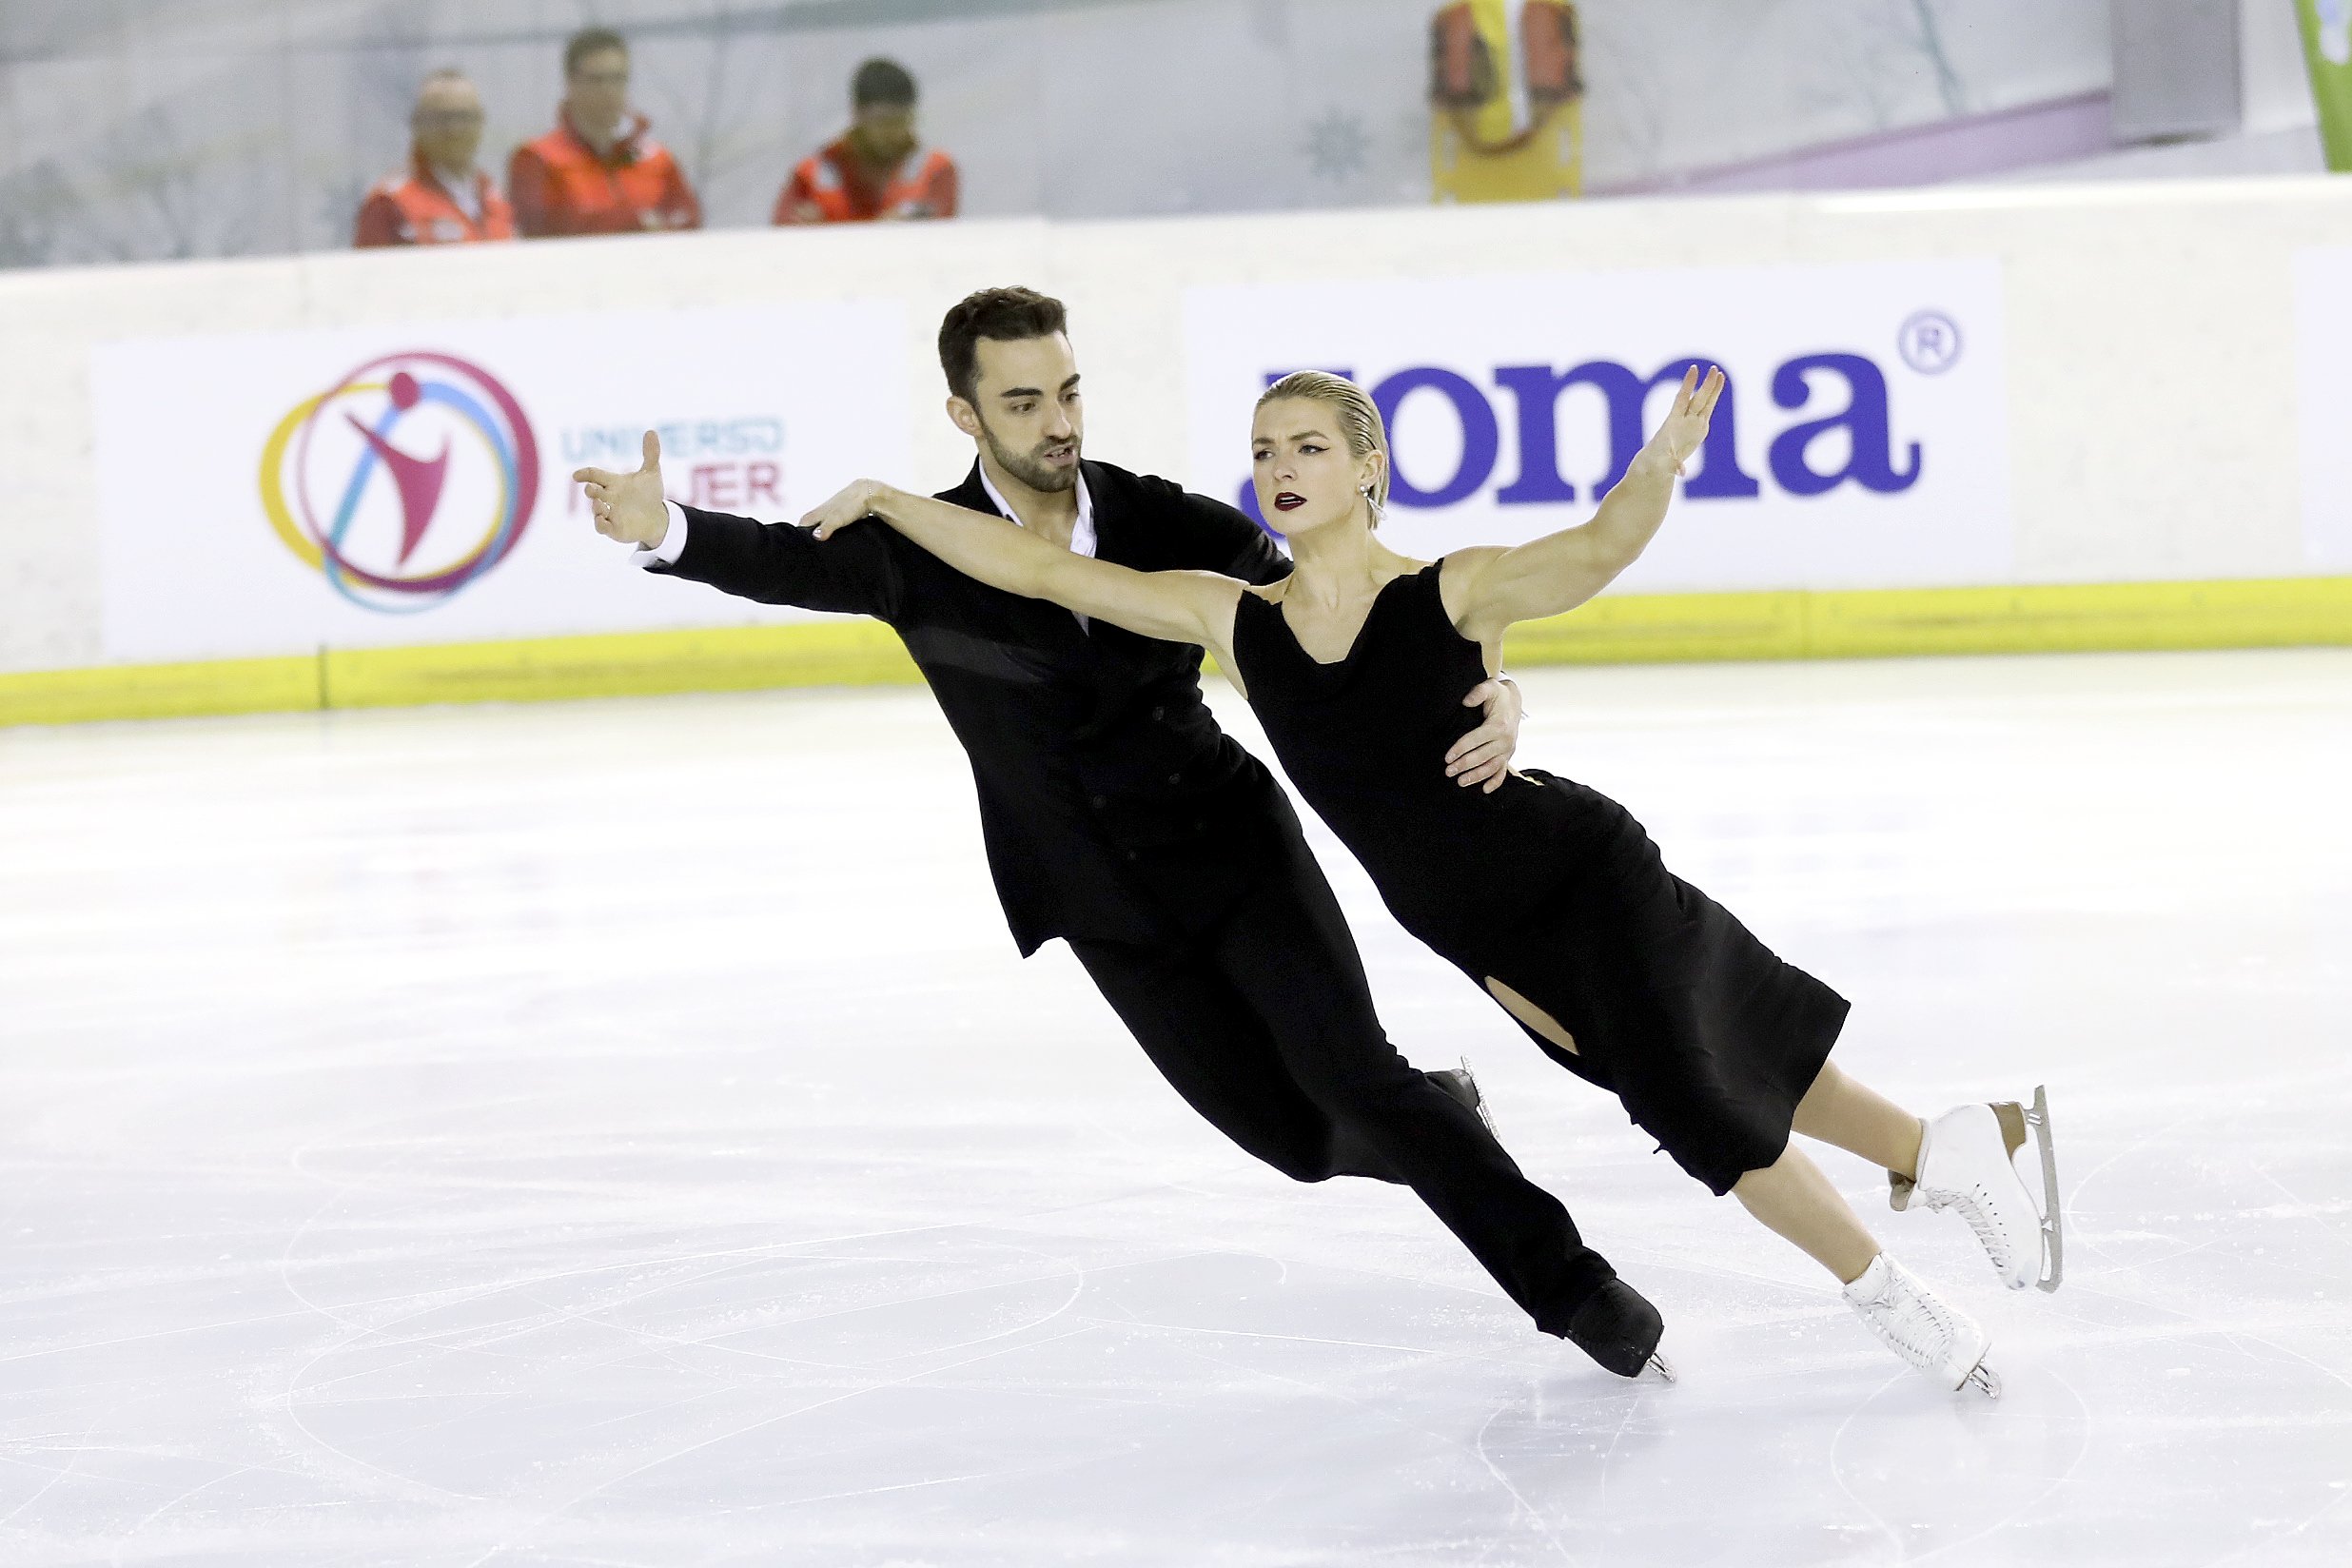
[774,58,959,225]
[354,69,514,247]
[508,27,700,239]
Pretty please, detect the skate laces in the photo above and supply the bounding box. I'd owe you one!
[1925,1178,2014,1270]
[1858,1267,1955,1366]
[1919,1113,2020,1272]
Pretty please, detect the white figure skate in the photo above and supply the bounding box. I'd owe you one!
[1842,1253,2000,1396]
[1889,1086,2063,1293]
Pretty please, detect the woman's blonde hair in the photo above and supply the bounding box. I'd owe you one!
[1256,371,1390,524]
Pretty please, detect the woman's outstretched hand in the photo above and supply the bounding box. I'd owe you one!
[1646,364,1727,475]
[803,480,891,539]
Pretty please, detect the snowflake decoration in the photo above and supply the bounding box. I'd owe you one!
[1302,108,1371,184]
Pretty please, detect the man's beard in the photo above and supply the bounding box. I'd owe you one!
[980,421,1079,494]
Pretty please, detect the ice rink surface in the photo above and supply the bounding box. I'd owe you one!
[3,649,2348,1567]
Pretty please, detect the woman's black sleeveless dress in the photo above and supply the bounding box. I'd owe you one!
[1231,559,1848,1196]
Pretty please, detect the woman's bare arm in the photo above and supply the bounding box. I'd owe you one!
[804,480,1242,654]
[1445,365,1725,644]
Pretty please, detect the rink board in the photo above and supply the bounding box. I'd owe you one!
[14,184,2352,720]
[6,572,2351,727]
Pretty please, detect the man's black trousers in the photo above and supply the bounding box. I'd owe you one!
[1068,835,1615,1340]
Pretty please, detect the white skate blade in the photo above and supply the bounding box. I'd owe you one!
[2027,1084,2064,1293]
[1462,1056,1498,1139]
[1963,1358,2003,1399]
[1643,1350,1676,1383]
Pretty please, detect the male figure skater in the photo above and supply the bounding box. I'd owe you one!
[576,287,1667,1373]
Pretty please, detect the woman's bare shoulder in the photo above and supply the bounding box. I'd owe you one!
[1437,544,1508,576]
[1437,545,1510,621]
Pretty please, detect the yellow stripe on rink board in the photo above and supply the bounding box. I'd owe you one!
[1798,577,2352,658]
[1505,591,1810,665]
[1502,575,2352,665]
[0,655,320,727]
[320,618,919,710]
[4,577,2349,729]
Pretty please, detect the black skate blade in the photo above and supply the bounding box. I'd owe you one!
[1643,1350,1676,1383]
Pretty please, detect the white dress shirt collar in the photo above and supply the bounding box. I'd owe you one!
[977,463,1095,631]
[977,463,1095,559]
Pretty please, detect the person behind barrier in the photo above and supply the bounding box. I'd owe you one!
[354,69,514,247]
[773,58,958,225]
[1429,0,1584,203]
[508,27,701,239]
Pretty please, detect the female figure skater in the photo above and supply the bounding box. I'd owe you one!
[801,367,2061,1394]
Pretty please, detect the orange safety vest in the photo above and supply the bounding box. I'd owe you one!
[774,138,959,224]
[353,153,515,247]
[507,109,702,238]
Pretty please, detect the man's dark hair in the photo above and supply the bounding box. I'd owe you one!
[938,286,1068,402]
[564,27,628,76]
[853,57,918,109]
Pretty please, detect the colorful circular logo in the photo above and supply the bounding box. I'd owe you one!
[260,350,539,614]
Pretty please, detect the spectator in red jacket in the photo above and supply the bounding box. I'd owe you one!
[774,58,959,225]
[354,69,514,247]
[508,27,700,238]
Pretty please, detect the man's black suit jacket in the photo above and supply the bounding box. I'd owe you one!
[651,459,1301,955]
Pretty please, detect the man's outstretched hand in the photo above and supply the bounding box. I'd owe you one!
[1446,676,1522,794]
[575,430,670,549]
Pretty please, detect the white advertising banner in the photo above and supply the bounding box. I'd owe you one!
[2296,246,2352,572]
[1184,260,2010,594]
[91,302,911,662]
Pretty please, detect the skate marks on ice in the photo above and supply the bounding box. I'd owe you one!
[7,1040,2344,1567]
[2019,1070,2352,1567]
[4,653,2352,1564]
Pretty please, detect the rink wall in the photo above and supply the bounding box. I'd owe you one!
[5,177,2352,727]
